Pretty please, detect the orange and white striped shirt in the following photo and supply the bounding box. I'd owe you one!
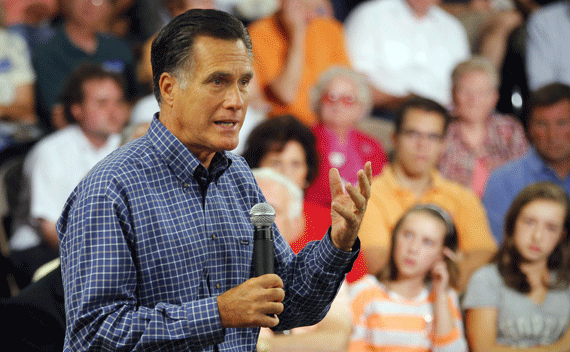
[348,275,467,352]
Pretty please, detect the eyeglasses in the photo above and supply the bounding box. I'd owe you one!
[400,129,444,142]
[321,92,357,107]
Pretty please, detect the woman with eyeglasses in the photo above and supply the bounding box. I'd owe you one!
[304,65,388,209]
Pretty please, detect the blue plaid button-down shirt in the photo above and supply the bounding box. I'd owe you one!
[57,116,358,351]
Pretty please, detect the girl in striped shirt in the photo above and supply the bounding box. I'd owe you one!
[349,204,468,352]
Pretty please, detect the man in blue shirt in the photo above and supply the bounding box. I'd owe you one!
[57,9,372,351]
[483,83,570,244]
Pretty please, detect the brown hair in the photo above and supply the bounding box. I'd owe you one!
[241,115,319,186]
[59,63,126,124]
[394,97,451,136]
[377,204,460,290]
[495,182,570,293]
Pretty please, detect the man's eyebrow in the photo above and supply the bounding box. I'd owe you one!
[203,70,254,83]
[242,71,254,81]
[204,71,232,82]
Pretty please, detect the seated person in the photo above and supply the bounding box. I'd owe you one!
[464,182,570,351]
[344,0,470,110]
[359,97,496,290]
[304,66,388,208]
[483,83,570,244]
[438,56,528,197]
[349,204,467,352]
[247,0,351,125]
[253,167,351,352]
[8,63,129,288]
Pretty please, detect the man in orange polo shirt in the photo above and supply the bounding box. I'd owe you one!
[358,97,496,291]
[247,0,351,126]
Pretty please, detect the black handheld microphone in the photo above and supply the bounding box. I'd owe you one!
[250,202,276,277]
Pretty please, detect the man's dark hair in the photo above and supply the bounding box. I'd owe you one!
[529,83,570,110]
[151,9,252,103]
[242,115,319,186]
[59,62,126,124]
[393,97,451,135]
[524,83,570,132]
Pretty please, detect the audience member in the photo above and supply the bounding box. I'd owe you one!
[8,63,129,288]
[438,56,528,197]
[344,0,470,110]
[359,97,496,290]
[526,0,570,92]
[304,66,388,208]
[242,115,366,282]
[247,0,351,125]
[32,0,136,132]
[253,167,351,352]
[0,20,39,155]
[349,204,467,352]
[483,83,570,244]
[464,182,570,351]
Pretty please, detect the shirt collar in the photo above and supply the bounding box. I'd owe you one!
[527,147,551,175]
[147,113,232,186]
[526,147,570,181]
[384,164,443,192]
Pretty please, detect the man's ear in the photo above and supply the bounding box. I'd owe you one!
[159,72,177,108]
[70,103,83,123]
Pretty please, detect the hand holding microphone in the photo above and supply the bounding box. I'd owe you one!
[216,202,284,329]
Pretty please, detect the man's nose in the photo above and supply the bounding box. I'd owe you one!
[224,84,245,110]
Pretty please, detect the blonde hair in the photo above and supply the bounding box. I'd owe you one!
[452,56,499,91]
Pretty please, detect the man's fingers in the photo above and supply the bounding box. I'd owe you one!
[329,168,344,198]
[358,162,373,199]
[257,273,284,289]
[345,182,367,213]
[332,201,358,227]
[262,301,284,315]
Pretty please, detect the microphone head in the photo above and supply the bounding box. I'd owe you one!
[250,202,276,227]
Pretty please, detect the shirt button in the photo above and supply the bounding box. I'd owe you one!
[215,282,221,289]
[182,182,189,188]
[212,233,216,240]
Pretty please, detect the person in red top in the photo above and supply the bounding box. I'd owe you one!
[242,115,368,282]
[305,66,388,209]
